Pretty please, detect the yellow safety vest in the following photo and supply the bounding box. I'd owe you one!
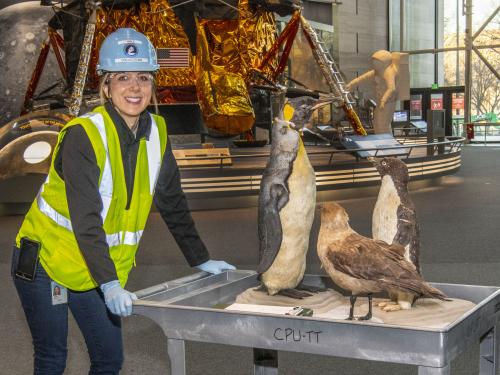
[16,106,167,291]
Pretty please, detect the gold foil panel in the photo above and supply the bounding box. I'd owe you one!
[90,0,194,89]
[200,20,241,73]
[195,22,255,134]
[87,0,277,133]
[238,0,277,80]
[199,5,277,80]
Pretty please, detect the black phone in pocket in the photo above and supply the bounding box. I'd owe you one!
[15,237,41,281]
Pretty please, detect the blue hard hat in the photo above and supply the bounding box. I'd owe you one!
[96,28,160,75]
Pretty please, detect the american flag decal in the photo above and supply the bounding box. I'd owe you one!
[157,48,190,68]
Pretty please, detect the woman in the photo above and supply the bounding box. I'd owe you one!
[12,28,235,374]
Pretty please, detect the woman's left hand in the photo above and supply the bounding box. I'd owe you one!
[195,260,236,274]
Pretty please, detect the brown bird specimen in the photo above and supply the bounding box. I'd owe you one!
[317,202,448,320]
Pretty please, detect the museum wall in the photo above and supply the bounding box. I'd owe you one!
[336,0,388,101]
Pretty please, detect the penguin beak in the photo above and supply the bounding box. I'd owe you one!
[368,156,380,167]
[310,98,335,112]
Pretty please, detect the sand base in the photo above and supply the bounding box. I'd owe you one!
[233,287,476,329]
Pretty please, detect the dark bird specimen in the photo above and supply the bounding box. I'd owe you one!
[317,202,447,320]
[372,157,420,311]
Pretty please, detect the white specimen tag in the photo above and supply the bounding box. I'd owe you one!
[51,281,68,305]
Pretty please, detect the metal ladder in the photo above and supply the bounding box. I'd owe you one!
[300,16,353,107]
[300,15,366,135]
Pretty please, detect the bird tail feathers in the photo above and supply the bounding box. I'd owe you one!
[383,279,449,301]
[420,283,449,301]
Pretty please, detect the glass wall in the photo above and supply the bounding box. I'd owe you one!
[389,0,439,87]
[390,0,500,120]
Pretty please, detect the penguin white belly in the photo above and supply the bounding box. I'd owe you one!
[262,143,316,295]
[372,176,410,256]
[373,176,413,310]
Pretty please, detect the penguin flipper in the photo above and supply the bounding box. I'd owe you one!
[393,205,417,246]
[257,184,289,274]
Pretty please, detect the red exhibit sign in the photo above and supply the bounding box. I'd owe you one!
[431,97,443,110]
[452,97,464,109]
[411,100,422,111]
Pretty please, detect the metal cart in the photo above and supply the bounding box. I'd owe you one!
[133,270,500,375]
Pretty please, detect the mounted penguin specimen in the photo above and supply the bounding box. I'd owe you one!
[257,97,326,298]
[317,202,447,321]
[372,157,420,311]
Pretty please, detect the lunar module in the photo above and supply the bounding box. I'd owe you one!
[0,0,367,180]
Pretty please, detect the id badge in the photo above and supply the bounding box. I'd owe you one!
[51,281,68,305]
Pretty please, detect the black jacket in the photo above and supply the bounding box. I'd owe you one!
[53,102,209,285]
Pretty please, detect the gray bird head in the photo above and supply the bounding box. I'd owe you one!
[286,96,334,130]
[272,117,300,153]
[319,201,350,230]
[373,157,409,184]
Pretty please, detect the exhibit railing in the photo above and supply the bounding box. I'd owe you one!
[468,123,500,144]
[174,137,465,169]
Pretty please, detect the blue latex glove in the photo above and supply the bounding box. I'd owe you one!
[100,280,137,317]
[195,260,236,275]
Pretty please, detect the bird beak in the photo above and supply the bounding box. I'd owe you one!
[289,121,301,131]
[368,156,380,167]
[310,98,335,112]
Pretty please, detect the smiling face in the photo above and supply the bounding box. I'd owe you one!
[103,72,153,129]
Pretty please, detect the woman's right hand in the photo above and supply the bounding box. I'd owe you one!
[100,280,137,317]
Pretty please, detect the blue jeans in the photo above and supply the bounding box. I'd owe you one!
[12,247,123,375]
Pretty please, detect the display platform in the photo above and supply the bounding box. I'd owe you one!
[133,270,500,375]
[340,133,410,158]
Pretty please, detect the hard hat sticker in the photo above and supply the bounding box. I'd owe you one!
[124,44,138,56]
[114,58,149,63]
[117,39,143,45]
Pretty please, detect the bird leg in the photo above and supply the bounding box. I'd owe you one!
[253,284,313,299]
[296,281,327,294]
[277,288,313,299]
[254,284,267,293]
[347,295,357,320]
[358,293,373,321]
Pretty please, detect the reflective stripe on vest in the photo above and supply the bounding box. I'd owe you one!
[36,112,161,248]
[80,112,114,220]
[107,230,144,247]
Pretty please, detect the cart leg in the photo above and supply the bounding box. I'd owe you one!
[253,348,278,375]
[167,338,186,375]
[417,364,450,375]
[479,324,500,375]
